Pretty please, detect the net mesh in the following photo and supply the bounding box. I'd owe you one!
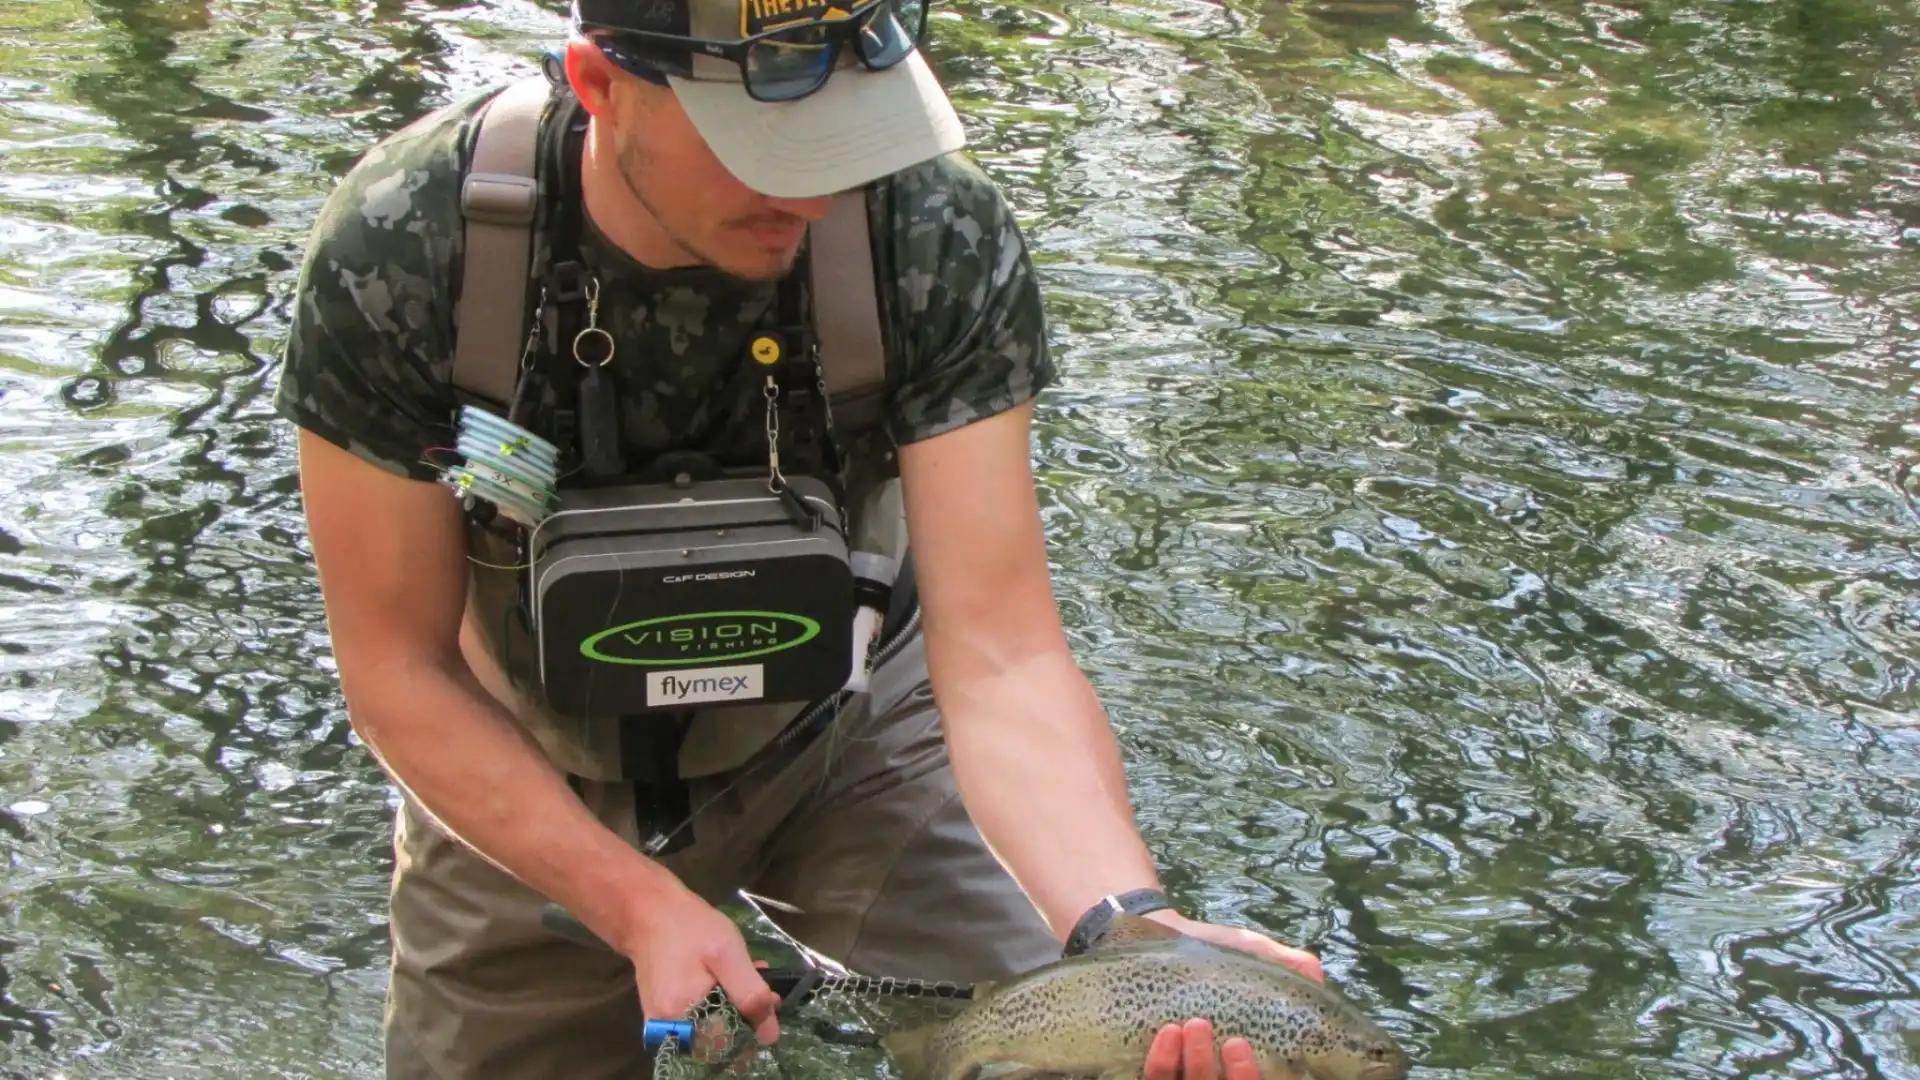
[651,972,976,1080]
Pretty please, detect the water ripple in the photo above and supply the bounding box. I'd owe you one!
[0,0,1916,1075]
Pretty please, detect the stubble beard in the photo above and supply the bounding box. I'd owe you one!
[616,137,800,284]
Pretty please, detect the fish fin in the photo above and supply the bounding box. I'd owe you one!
[975,1064,1045,1080]
[880,1023,940,1080]
[1089,912,1185,950]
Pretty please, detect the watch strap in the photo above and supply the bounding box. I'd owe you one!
[1063,887,1173,957]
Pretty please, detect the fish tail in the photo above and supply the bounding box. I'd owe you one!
[879,1022,943,1080]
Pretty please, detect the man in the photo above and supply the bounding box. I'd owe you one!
[274,0,1323,1076]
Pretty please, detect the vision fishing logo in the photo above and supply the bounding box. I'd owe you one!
[579,611,820,667]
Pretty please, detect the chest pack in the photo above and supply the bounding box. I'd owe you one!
[442,73,908,724]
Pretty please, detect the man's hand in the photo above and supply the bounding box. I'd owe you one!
[296,431,779,1060]
[623,883,782,1051]
[1145,1020,1265,1080]
[1139,911,1322,1080]
[1144,911,1324,981]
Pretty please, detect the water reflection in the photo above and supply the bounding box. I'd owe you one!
[0,0,1916,1075]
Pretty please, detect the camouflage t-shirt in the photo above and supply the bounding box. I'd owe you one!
[274,82,1055,487]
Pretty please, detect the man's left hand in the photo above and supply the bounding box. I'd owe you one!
[1138,911,1323,1080]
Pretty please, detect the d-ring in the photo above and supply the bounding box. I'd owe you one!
[573,326,615,368]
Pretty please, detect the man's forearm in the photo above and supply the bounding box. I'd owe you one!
[938,648,1165,939]
[342,653,683,954]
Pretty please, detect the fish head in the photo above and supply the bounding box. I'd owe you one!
[1302,1029,1411,1080]
[1357,1040,1412,1080]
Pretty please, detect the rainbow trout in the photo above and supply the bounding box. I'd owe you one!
[881,915,1410,1080]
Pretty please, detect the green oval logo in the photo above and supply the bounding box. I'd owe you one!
[580,611,821,667]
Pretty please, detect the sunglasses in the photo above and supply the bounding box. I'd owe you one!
[577,0,932,104]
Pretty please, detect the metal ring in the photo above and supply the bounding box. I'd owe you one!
[573,326,615,368]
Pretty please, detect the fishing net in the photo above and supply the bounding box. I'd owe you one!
[540,897,980,1080]
[650,969,976,1080]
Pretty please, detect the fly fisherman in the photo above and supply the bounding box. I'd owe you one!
[274,0,1323,1076]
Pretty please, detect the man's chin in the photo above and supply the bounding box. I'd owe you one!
[716,243,802,283]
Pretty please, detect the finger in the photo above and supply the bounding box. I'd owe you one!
[1273,946,1324,983]
[1218,928,1324,984]
[1181,1018,1217,1080]
[1143,1023,1184,1080]
[710,950,782,1045]
[1220,1037,1261,1080]
[1231,933,1320,982]
[1177,923,1320,981]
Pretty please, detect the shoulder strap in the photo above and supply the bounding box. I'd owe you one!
[808,188,889,435]
[452,75,551,413]
[453,78,890,430]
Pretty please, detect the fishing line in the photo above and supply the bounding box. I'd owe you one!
[601,619,952,1072]
[539,894,974,1076]
[803,604,926,793]
[434,405,562,529]
[578,558,630,740]
[620,603,925,860]
[434,398,949,1070]
[467,555,534,571]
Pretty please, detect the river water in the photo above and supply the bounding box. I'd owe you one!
[2,0,1917,1076]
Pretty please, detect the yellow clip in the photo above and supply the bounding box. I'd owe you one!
[751,335,782,366]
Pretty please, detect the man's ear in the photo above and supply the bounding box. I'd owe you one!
[565,38,621,119]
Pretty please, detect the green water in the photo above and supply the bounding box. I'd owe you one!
[2,0,1917,1075]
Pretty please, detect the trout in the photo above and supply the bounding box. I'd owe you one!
[880,915,1411,1080]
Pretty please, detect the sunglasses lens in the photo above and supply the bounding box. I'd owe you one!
[855,0,919,68]
[745,24,839,100]
[748,0,928,97]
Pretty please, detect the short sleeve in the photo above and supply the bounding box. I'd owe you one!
[877,155,1057,447]
[272,107,477,482]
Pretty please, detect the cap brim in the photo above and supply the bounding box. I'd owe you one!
[668,51,965,199]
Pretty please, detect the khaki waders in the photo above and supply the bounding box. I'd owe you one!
[380,629,1061,1079]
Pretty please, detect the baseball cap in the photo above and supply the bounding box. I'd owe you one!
[572,0,967,198]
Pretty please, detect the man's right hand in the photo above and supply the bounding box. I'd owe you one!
[619,884,783,1051]
[295,429,781,1059]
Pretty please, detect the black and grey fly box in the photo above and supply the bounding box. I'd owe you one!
[527,474,856,720]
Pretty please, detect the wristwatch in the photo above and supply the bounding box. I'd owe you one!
[1063,887,1174,957]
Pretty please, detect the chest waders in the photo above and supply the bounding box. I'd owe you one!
[443,70,917,854]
